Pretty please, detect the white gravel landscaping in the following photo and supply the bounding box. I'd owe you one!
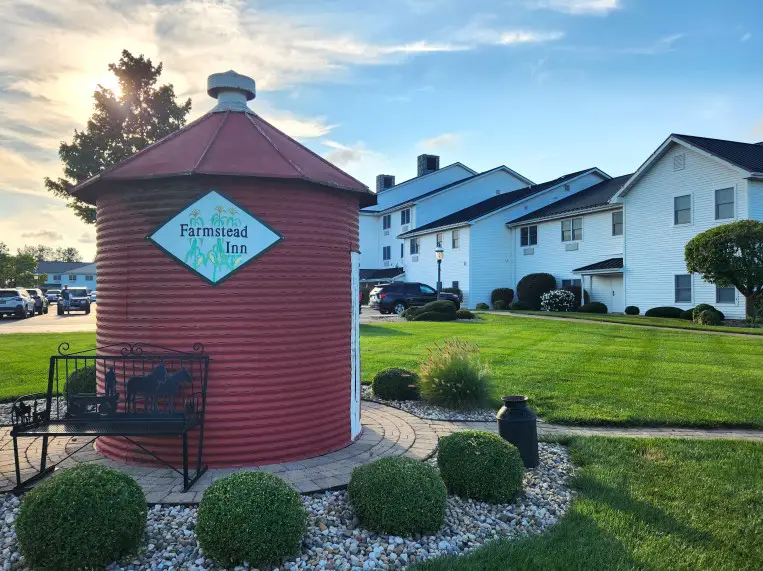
[361,386,497,422]
[0,443,572,571]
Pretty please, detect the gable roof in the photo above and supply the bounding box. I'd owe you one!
[36,261,92,274]
[614,134,763,200]
[375,162,477,195]
[398,167,604,238]
[369,165,535,215]
[508,174,631,226]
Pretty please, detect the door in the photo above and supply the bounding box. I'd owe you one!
[609,275,624,313]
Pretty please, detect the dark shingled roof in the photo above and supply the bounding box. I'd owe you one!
[674,134,763,173]
[573,257,624,272]
[398,168,599,237]
[360,268,404,281]
[509,174,631,225]
[36,261,92,274]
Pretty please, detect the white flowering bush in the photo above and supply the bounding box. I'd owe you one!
[540,289,576,312]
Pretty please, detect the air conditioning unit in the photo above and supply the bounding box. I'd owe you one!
[565,243,579,251]
[411,255,419,262]
[401,224,409,232]
[523,248,534,255]
[383,230,389,236]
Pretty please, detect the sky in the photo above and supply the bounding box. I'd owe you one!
[1,0,761,261]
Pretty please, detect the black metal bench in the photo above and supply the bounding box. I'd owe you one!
[10,342,209,492]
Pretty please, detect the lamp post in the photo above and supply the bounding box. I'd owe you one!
[435,246,444,299]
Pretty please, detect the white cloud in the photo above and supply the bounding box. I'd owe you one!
[620,34,684,55]
[21,230,64,241]
[321,140,381,169]
[528,0,620,15]
[78,232,95,244]
[260,109,337,139]
[741,33,752,42]
[0,148,59,198]
[497,31,564,45]
[452,15,563,47]
[419,133,461,149]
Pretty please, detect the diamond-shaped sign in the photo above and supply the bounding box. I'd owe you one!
[148,190,284,285]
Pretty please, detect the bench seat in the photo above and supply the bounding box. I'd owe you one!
[12,418,189,437]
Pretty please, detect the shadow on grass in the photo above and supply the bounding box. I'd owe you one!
[360,324,411,337]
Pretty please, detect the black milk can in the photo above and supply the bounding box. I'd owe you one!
[496,396,539,468]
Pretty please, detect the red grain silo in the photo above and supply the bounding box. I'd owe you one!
[70,71,375,467]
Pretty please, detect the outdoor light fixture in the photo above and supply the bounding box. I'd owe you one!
[435,246,444,298]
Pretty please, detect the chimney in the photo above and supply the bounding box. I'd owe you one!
[376,174,396,193]
[417,154,440,177]
[207,70,256,112]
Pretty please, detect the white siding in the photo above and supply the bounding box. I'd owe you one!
[622,143,747,318]
[748,180,763,221]
[372,164,474,210]
[359,214,380,269]
[403,228,471,307]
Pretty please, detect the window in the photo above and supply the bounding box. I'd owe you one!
[400,209,411,225]
[562,279,582,288]
[382,214,391,230]
[674,274,692,303]
[85,275,94,281]
[400,243,404,258]
[452,229,460,249]
[673,153,685,171]
[612,211,623,236]
[436,232,443,247]
[382,246,391,261]
[68,275,77,282]
[53,275,61,281]
[715,188,734,220]
[452,281,459,289]
[419,284,436,294]
[520,225,537,247]
[409,237,420,255]
[674,195,691,225]
[716,285,736,304]
[561,218,582,241]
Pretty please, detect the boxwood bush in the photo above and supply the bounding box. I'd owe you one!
[419,339,489,409]
[490,288,515,306]
[644,306,683,318]
[348,457,446,535]
[492,300,507,310]
[16,465,147,571]
[679,309,694,320]
[65,364,97,395]
[475,302,489,310]
[579,302,608,314]
[441,287,463,301]
[456,309,475,319]
[196,472,307,567]
[372,368,420,401]
[438,430,524,504]
[413,311,456,322]
[695,309,723,325]
[516,273,557,310]
[509,301,531,310]
[625,305,640,315]
[693,303,725,321]
[404,300,457,321]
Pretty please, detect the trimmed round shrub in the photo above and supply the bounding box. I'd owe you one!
[509,301,531,310]
[625,305,640,315]
[695,309,722,326]
[579,302,608,314]
[372,368,420,401]
[196,472,307,568]
[693,303,725,321]
[65,364,96,395]
[561,285,590,308]
[456,309,475,319]
[644,306,683,318]
[419,339,489,409]
[438,430,524,504]
[348,457,446,535]
[490,288,515,306]
[475,302,489,310]
[16,465,147,571]
[493,300,507,310]
[679,309,694,320]
[441,287,463,301]
[405,300,458,321]
[540,289,576,312]
[413,311,456,322]
[516,273,557,310]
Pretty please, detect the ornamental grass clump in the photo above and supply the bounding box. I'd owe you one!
[196,472,307,567]
[419,339,489,409]
[438,430,525,504]
[372,367,419,401]
[16,465,147,571]
[348,456,446,535]
[540,289,576,312]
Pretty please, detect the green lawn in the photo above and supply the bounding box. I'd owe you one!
[502,309,763,335]
[362,314,763,428]
[414,437,763,571]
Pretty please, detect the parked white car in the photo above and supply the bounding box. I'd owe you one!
[89,290,97,302]
[0,288,36,319]
[46,289,61,302]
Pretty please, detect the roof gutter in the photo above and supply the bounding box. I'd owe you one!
[506,203,621,228]
[398,221,470,239]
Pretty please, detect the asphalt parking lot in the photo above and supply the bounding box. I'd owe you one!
[0,302,97,334]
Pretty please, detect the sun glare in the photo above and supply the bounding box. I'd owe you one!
[95,74,122,97]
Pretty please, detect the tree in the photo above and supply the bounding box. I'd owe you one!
[685,220,763,317]
[18,245,55,263]
[45,50,192,223]
[53,247,83,263]
[0,251,39,288]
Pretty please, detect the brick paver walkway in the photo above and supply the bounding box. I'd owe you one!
[2,401,761,504]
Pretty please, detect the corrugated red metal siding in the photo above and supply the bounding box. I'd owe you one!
[96,178,359,467]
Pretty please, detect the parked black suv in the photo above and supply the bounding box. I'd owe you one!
[369,282,460,315]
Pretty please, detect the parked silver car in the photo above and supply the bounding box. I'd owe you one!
[25,288,49,315]
[0,288,36,318]
[45,289,61,303]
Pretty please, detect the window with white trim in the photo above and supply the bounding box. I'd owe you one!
[520,225,537,247]
[451,229,460,249]
[452,281,459,289]
[53,275,61,281]
[674,195,691,225]
[716,285,736,304]
[68,275,76,282]
[400,209,411,225]
[562,279,582,288]
[409,237,420,255]
[674,274,692,303]
[612,211,623,236]
[715,188,734,220]
[382,246,391,261]
[85,275,94,281]
[561,218,582,242]
[436,232,443,247]
[382,215,391,230]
